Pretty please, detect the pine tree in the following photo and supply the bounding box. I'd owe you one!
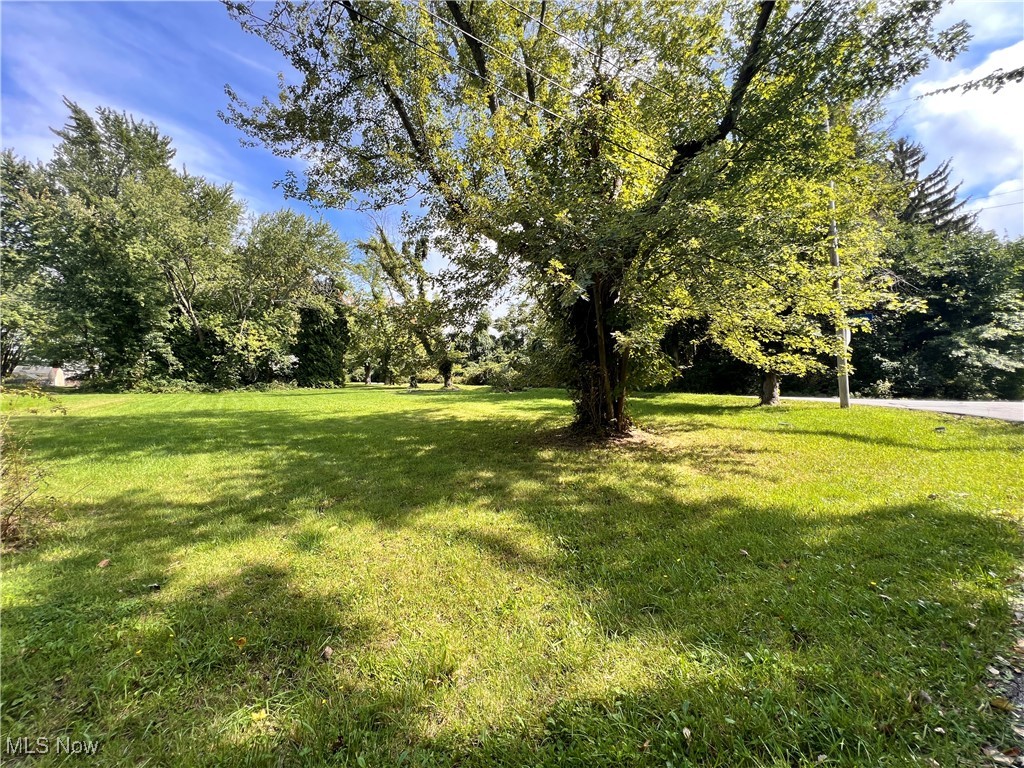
[891,138,975,234]
[293,305,350,387]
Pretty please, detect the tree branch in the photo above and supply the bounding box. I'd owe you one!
[520,0,546,104]
[445,1,500,115]
[650,1,776,209]
[342,0,467,216]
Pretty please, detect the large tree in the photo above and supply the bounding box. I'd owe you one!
[0,152,53,376]
[213,210,352,385]
[4,101,353,388]
[123,167,243,362]
[225,0,967,434]
[358,227,459,388]
[853,228,1024,400]
[31,101,177,381]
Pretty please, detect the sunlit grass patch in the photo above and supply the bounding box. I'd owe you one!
[1,386,1022,766]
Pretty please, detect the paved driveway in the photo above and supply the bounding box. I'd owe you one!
[784,397,1024,423]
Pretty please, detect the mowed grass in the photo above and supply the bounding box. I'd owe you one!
[1,386,1023,767]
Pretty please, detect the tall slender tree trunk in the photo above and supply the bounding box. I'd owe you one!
[363,362,372,385]
[760,371,781,406]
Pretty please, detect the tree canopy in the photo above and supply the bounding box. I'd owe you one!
[225,0,968,433]
[2,102,352,388]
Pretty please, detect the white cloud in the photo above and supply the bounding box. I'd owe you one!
[0,2,289,213]
[895,40,1024,238]
[935,0,1024,48]
[966,179,1024,236]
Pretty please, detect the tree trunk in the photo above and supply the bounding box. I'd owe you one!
[409,374,418,388]
[565,279,631,436]
[760,371,781,406]
[438,357,455,389]
[0,338,22,377]
[363,362,372,385]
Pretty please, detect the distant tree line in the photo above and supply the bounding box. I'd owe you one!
[3,100,1019,402]
[0,101,552,390]
[1,100,353,388]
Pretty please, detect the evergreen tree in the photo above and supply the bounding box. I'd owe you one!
[891,138,975,234]
[293,304,350,387]
[850,141,1022,399]
[853,229,1024,399]
[37,101,177,381]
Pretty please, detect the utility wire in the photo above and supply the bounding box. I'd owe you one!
[423,5,668,149]
[495,0,675,99]
[344,2,670,169]
[968,200,1023,213]
[966,187,1023,202]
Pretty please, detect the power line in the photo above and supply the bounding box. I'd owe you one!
[423,5,668,150]
[496,0,675,100]
[344,3,670,169]
[967,187,1023,203]
[969,200,1023,213]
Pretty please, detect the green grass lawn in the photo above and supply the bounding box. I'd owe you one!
[2,386,1023,767]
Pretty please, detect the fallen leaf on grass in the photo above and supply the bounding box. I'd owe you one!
[983,746,1017,766]
[97,559,110,568]
[321,645,334,661]
[990,696,1015,712]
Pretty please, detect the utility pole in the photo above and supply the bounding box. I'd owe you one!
[825,115,851,408]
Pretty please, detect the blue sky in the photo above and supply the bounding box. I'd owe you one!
[2,1,1022,244]
[1,1,372,241]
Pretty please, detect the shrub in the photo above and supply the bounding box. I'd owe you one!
[0,385,63,550]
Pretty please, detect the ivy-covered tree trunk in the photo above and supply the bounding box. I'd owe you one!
[760,371,781,406]
[565,277,631,436]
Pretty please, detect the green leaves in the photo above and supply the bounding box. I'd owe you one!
[5,101,353,388]
[224,1,967,426]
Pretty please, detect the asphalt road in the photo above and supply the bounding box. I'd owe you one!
[784,396,1024,423]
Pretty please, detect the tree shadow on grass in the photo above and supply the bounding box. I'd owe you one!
[2,401,1021,765]
[631,392,757,413]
